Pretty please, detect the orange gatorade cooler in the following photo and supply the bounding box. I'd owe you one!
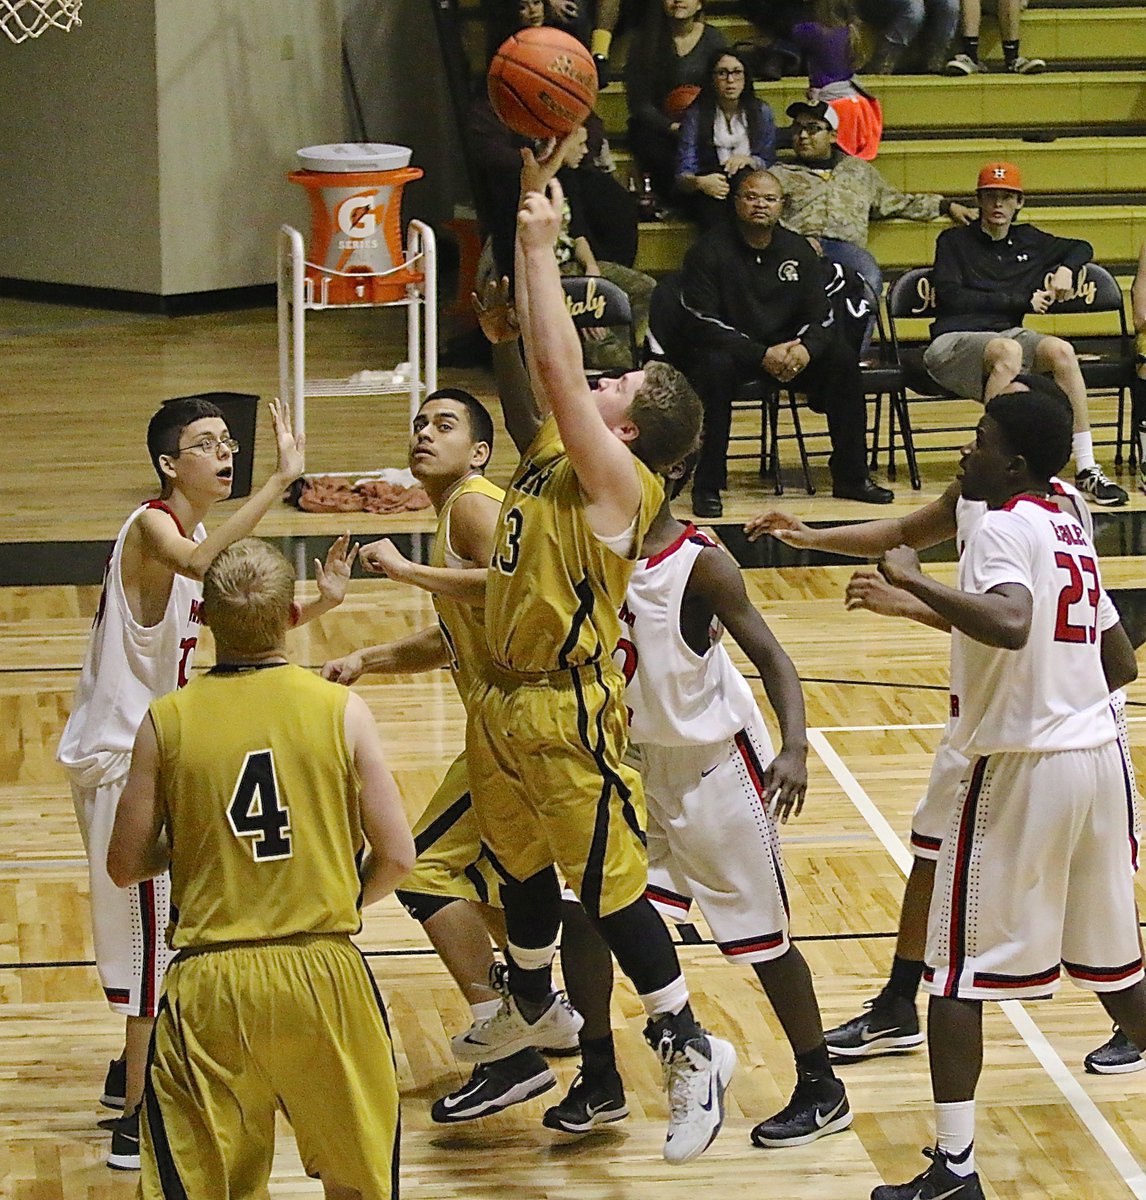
[288,143,423,304]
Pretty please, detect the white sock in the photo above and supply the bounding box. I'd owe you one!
[935,1099,976,1176]
[505,938,558,972]
[1073,430,1096,472]
[471,998,501,1023]
[639,974,689,1018]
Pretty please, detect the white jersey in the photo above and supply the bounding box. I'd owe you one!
[948,493,1118,757]
[618,525,756,747]
[57,501,206,788]
[954,476,1091,554]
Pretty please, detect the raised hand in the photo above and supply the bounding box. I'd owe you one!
[517,177,565,250]
[314,533,360,606]
[744,510,816,546]
[472,275,520,345]
[268,398,305,482]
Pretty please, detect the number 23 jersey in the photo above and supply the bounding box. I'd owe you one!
[148,664,365,949]
[949,494,1119,757]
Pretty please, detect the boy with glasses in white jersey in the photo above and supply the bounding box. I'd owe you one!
[58,396,356,1169]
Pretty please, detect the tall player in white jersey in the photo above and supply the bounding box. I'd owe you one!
[547,466,852,1148]
[746,375,1141,1074]
[57,396,354,1168]
[869,387,1146,1200]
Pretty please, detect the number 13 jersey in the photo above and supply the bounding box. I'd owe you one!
[148,664,364,949]
[949,494,1119,757]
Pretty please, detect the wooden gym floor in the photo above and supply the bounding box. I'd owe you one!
[3,299,1146,1198]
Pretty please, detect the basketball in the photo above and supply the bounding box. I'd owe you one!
[487,27,598,141]
[663,85,701,122]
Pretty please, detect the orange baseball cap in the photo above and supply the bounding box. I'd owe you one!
[976,162,1023,193]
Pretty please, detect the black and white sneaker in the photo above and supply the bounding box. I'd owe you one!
[872,1147,984,1200]
[1084,1026,1146,1075]
[646,1014,737,1164]
[1076,466,1128,507]
[750,1076,852,1147]
[543,1070,629,1133]
[107,1105,141,1171]
[451,991,584,1063]
[431,1049,556,1123]
[825,995,924,1059]
[100,1057,126,1110]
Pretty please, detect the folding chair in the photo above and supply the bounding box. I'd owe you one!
[562,275,639,373]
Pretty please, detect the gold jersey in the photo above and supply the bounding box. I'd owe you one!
[484,416,664,673]
[148,664,364,949]
[431,473,505,700]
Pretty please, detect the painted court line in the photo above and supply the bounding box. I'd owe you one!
[808,727,1146,1200]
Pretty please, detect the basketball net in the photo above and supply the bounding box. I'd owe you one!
[0,0,81,43]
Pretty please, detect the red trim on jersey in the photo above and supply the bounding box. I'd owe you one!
[1000,494,1061,514]
[643,523,699,568]
[719,931,786,957]
[646,884,692,914]
[1114,701,1140,872]
[104,986,131,1006]
[944,756,987,998]
[910,831,943,853]
[971,966,1060,990]
[1062,959,1143,984]
[144,499,187,539]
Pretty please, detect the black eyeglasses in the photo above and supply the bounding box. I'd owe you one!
[714,67,745,79]
[793,122,831,135]
[176,436,239,456]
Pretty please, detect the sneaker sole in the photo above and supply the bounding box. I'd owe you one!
[1085,1056,1146,1075]
[751,1106,854,1148]
[107,1153,141,1171]
[542,1101,630,1134]
[828,1032,924,1060]
[663,1038,738,1165]
[431,1068,557,1123]
[451,1001,584,1064]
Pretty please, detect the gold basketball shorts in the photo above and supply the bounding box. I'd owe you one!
[140,933,399,1200]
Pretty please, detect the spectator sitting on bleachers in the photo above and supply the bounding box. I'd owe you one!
[788,0,882,160]
[946,0,1045,74]
[675,47,777,228]
[625,0,727,205]
[1132,240,1146,495]
[923,161,1127,505]
[770,100,974,328]
[859,0,959,74]
[665,167,894,516]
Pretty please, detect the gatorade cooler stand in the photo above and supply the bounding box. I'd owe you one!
[277,142,437,455]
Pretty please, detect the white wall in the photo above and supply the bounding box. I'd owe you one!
[0,1,163,291]
[0,0,343,296]
[156,0,343,294]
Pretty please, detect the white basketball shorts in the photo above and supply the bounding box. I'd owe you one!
[913,691,1140,863]
[72,778,173,1017]
[640,708,790,964]
[924,740,1143,1002]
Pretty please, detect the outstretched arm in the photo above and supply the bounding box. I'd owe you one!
[745,480,962,553]
[689,548,808,822]
[321,625,451,685]
[296,533,359,625]
[516,173,642,534]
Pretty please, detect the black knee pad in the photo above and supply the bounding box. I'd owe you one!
[395,889,461,925]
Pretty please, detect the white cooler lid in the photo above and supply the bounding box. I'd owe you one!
[296,143,412,172]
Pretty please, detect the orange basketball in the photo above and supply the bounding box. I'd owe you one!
[663,85,701,122]
[487,27,598,141]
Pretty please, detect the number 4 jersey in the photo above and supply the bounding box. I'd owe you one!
[57,501,205,789]
[948,493,1120,757]
[148,664,365,949]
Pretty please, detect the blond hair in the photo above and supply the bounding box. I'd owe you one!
[629,361,703,471]
[202,538,296,655]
